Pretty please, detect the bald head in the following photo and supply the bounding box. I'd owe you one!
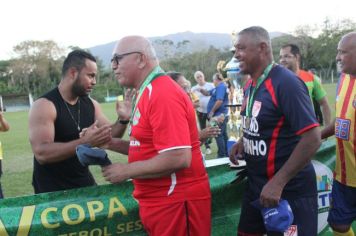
[111,35,160,89]
[339,32,356,48]
[114,35,157,61]
[337,32,356,76]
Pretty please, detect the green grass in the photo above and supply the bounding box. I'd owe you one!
[0,102,133,197]
[0,101,219,198]
[323,83,337,117]
[0,83,337,198]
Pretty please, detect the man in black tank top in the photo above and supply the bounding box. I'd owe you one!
[29,50,130,194]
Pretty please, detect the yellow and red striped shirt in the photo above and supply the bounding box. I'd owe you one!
[334,73,356,187]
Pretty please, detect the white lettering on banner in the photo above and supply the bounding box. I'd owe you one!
[243,137,267,156]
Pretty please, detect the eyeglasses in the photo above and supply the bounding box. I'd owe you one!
[111,51,142,66]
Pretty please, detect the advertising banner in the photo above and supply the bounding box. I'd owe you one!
[1,140,353,236]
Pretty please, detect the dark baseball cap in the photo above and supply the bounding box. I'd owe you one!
[76,144,112,167]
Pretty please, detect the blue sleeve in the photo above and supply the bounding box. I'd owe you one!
[215,84,226,100]
[276,70,319,134]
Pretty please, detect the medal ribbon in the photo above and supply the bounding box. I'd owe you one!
[246,63,274,117]
[129,66,165,136]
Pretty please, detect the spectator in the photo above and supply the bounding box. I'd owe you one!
[201,72,229,158]
[230,26,321,236]
[279,44,331,126]
[102,36,211,236]
[167,71,220,144]
[321,32,356,236]
[191,71,215,154]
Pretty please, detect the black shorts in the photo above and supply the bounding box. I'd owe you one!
[238,193,318,236]
[328,180,356,226]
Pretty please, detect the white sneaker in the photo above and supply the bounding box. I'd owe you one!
[205,148,212,155]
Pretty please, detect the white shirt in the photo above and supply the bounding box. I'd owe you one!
[191,82,215,113]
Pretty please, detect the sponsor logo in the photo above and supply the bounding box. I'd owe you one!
[263,209,279,219]
[312,160,333,234]
[335,118,350,140]
[242,116,259,135]
[284,225,297,236]
[129,139,140,147]
[129,138,141,152]
[243,137,267,156]
[252,101,262,117]
[242,115,266,157]
[0,197,143,236]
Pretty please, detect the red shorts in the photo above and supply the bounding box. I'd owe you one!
[139,198,211,236]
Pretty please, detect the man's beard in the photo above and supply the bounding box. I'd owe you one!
[72,75,88,97]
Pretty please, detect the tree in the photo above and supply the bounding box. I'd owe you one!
[310,18,356,79]
[8,40,65,96]
[160,46,231,83]
[271,18,356,81]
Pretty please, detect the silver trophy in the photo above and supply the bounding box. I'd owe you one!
[224,32,244,143]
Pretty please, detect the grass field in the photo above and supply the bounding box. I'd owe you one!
[0,83,337,198]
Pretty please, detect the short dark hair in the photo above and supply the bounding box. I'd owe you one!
[239,26,271,48]
[62,50,96,76]
[167,71,183,82]
[282,44,300,57]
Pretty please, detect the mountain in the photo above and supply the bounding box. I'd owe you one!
[88,31,286,67]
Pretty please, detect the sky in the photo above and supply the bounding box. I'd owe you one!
[1,0,355,60]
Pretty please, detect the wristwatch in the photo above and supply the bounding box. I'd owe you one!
[118,119,129,125]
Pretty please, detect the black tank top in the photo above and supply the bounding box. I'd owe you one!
[32,87,96,194]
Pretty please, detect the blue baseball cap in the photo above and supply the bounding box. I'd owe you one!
[251,199,294,232]
[76,144,112,167]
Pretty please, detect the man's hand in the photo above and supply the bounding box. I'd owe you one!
[207,112,214,120]
[216,114,225,124]
[0,111,10,132]
[259,179,283,208]
[102,163,130,184]
[259,127,321,208]
[81,120,112,147]
[199,126,221,141]
[116,88,135,121]
[229,140,243,165]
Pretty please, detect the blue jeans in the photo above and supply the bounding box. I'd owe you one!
[215,116,229,158]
